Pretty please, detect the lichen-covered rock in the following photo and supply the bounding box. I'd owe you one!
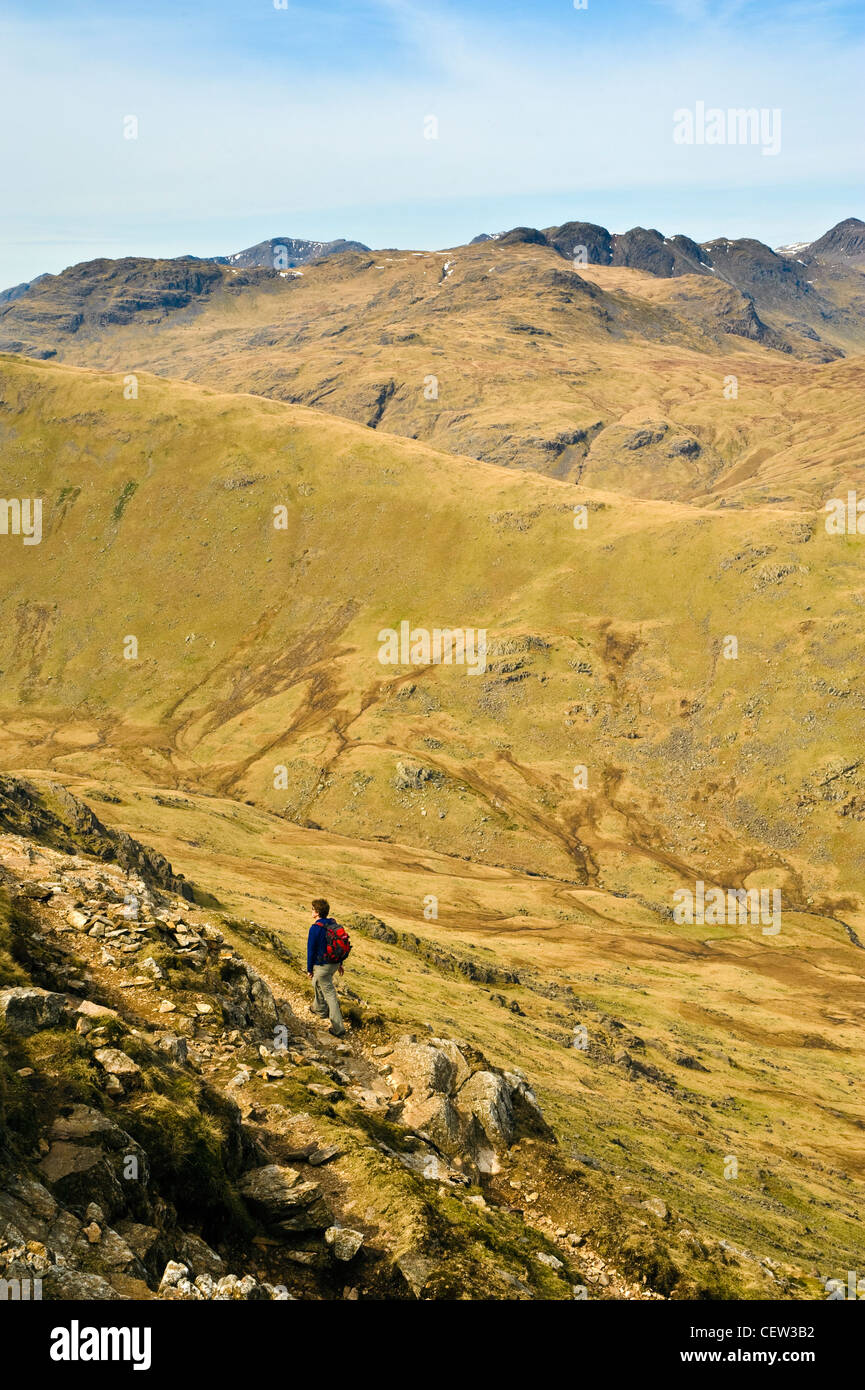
[218,959,280,1029]
[430,1038,472,1089]
[83,1225,144,1276]
[457,1070,515,1152]
[114,1221,164,1274]
[6,1175,57,1222]
[325,1226,364,1261]
[0,986,67,1036]
[37,1106,150,1219]
[43,1265,130,1300]
[93,1048,143,1091]
[238,1165,323,1221]
[387,1039,457,1097]
[401,1093,466,1153]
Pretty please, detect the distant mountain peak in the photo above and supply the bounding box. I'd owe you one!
[217,235,371,270]
[806,217,865,263]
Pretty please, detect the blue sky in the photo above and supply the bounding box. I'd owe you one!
[0,0,863,288]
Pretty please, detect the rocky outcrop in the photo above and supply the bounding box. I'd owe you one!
[0,256,254,356]
[496,227,549,247]
[610,227,705,277]
[0,776,193,898]
[546,221,613,264]
[393,761,445,792]
[385,1034,552,1175]
[347,913,521,987]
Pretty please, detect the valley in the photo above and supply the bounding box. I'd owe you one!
[1,214,864,1302]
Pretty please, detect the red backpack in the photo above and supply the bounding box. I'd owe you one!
[324,921,352,964]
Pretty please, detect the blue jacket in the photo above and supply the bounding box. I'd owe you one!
[307,917,334,972]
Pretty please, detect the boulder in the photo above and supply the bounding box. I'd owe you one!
[156,1033,188,1064]
[307,1145,341,1167]
[400,1094,465,1153]
[238,1165,323,1221]
[219,960,279,1029]
[76,999,119,1020]
[0,1190,51,1244]
[38,1144,126,1218]
[430,1038,471,1089]
[38,1106,149,1217]
[387,1039,456,1098]
[93,1048,143,1091]
[457,1070,515,1151]
[7,1175,57,1222]
[45,1208,86,1258]
[535,1250,564,1270]
[115,1222,162,1263]
[505,1075,554,1140]
[306,1083,341,1101]
[50,1105,120,1144]
[276,1198,331,1233]
[325,1226,364,1261]
[85,1226,144,1276]
[158,1259,190,1294]
[0,987,66,1036]
[394,761,445,791]
[176,1231,224,1277]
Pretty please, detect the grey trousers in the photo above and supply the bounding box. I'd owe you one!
[311,962,345,1035]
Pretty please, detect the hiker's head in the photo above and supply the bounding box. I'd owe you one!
[312,897,330,920]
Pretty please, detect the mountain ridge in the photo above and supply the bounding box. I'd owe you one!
[5,215,861,304]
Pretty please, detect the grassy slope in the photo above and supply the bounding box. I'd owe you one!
[1,354,863,917]
[6,241,865,503]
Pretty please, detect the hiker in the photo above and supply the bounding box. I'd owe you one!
[306,897,351,1036]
